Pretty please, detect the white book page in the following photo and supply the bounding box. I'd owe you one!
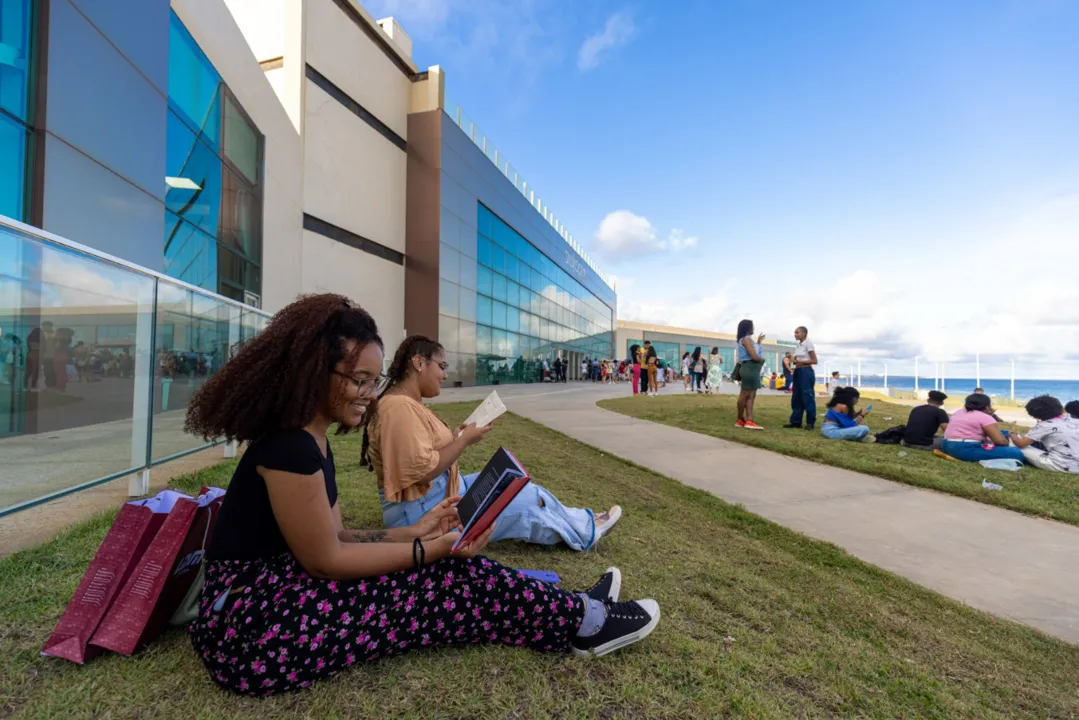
[462,390,506,429]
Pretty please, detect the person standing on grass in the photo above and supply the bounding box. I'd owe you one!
[784,326,818,431]
[902,390,949,450]
[782,352,794,395]
[735,319,766,430]
[183,295,658,697]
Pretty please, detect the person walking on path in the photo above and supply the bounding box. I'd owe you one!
[784,327,818,430]
[735,320,766,429]
[705,347,723,394]
[690,347,707,394]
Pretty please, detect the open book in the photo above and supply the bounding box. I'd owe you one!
[452,447,531,553]
[461,390,506,430]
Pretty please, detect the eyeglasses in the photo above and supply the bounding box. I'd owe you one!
[333,371,388,395]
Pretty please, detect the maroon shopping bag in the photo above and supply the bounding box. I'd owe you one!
[42,490,190,664]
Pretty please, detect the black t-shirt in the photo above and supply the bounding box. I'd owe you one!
[207,429,337,562]
[903,405,950,447]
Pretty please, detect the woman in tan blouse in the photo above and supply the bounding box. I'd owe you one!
[364,336,621,551]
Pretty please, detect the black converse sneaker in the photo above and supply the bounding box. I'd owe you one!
[582,567,622,603]
[571,599,660,657]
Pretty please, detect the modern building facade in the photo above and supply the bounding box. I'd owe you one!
[616,320,796,377]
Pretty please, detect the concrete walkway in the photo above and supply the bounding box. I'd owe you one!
[433,382,1079,644]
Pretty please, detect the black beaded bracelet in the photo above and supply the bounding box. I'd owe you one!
[412,537,425,569]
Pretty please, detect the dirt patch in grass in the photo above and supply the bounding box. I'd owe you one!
[2,403,1078,718]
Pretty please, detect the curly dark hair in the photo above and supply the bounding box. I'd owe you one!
[1026,395,1064,422]
[827,386,860,416]
[1066,400,1079,419]
[359,335,444,469]
[184,294,382,443]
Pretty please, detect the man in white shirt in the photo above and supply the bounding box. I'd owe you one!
[784,326,819,430]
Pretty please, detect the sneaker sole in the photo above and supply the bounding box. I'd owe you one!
[572,603,661,658]
[744,426,764,431]
[594,507,622,543]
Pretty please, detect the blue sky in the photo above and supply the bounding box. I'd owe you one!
[368,0,1079,379]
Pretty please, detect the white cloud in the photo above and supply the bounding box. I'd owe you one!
[577,11,636,71]
[594,210,699,256]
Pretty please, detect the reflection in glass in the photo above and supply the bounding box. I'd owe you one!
[0,113,28,221]
[0,226,154,511]
[223,91,261,184]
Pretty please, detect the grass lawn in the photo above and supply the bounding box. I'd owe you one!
[599,393,1079,527]
[2,402,1079,718]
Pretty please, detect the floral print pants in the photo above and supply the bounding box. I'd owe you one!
[190,553,586,697]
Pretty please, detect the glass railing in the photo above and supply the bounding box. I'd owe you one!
[0,215,270,517]
[443,95,615,290]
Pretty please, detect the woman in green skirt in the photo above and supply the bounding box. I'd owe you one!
[735,319,766,430]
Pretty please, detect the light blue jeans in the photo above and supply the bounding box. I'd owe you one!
[821,423,871,441]
[380,471,596,551]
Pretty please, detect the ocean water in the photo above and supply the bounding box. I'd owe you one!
[839,375,1079,403]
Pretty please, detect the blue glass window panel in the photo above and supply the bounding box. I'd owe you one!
[530,313,541,336]
[492,217,510,249]
[439,279,459,317]
[476,235,492,268]
[507,332,520,359]
[457,218,477,259]
[0,113,27,220]
[477,295,492,325]
[476,324,492,355]
[168,12,222,149]
[458,254,477,290]
[0,0,32,121]
[458,319,476,355]
[476,265,492,297]
[458,287,477,322]
[492,300,508,330]
[439,243,460,283]
[505,254,519,285]
[477,203,493,238]
[492,329,509,358]
[506,306,519,333]
[491,245,506,275]
[222,91,261,185]
[492,272,507,302]
[439,207,458,250]
[166,109,222,237]
[506,281,519,309]
[164,211,217,291]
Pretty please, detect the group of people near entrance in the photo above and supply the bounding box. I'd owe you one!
[182,294,659,698]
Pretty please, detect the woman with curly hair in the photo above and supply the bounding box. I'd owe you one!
[362,336,621,552]
[183,295,659,697]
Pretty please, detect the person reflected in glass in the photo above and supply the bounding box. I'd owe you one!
[364,336,622,551]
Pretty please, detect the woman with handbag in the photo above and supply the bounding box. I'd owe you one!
[184,295,659,697]
[735,319,766,430]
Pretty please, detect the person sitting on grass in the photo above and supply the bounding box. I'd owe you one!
[902,390,949,450]
[183,294,659,697]
[1009,395,1079,473]
[940,393,1025,464]
[364,335,621,552]
[1066,400,1079,420]
[821,387,875,443]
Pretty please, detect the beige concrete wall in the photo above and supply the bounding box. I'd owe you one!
[303,79,407,253]
[301,230,405,343]
[222,0,285,62]
[305,0,411,139]
[172,0,304,314]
